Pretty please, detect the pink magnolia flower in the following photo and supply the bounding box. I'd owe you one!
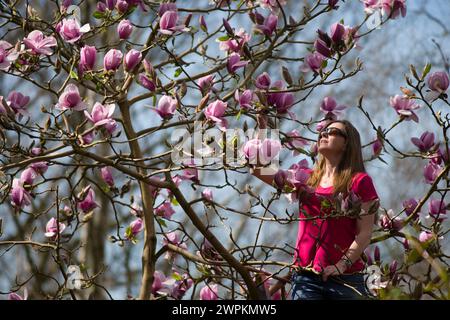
[79,45,97,74]
[423,161,442,184]
[372,138,383,157]
[84,102,117,134]
[274,169,287,190]
[204,99,228,131]
[381,0,407,19]
[314,38,332,58]
[300,52,325,73]
[428,198,447,219]
[23,30,57,55]
[432,146,450,165]
[163,272,193,299]
[271,91,294,113]
[124,49,142,72]
[125,218,143,240]
[106,0,116,10]
[179,159,199,183]
[256,13,278,37]
[197,75,215,94]
[55,84,87,111]
[380,209,403,231]
[218,28,251,53]
[143,59,154,75]
[320,96,346,119]
[427,71,449,93]
[20,167,37,185]
[234,89,254,109]
[103,49,123,71]
[10,178,32,209]
[158,3,178,17]
[162,231,188,260]
[159,10,189,35]
[330,22,346,43]
[0,40,19,71]
[411,131,435,153]
[77,185,99,213]
[30,162,48,175]
[96,1,107,12]
[390,95,420,122]
[116,0,129,13]
[152,270,166,295]
[138,74,156,91]
[163,231,185,247]
[45,217,66,238]
[286,163,311,190]
[152,95,177,119]
[227,53,249,73]
[243,138,282,166]
[61,0,73,11]
[333,0,343,10]
[285,129,309,156]
[31,147,42,156]
[100,167,114,187]
[201,188,213,201]
[419,231,433,243]
[130,202,143,217]
[7,91,30,116]
[265,80,295,116]
[8,289,28,300]
[79,131,95,145]
[117,19,133,39]
[155,201,176,219]
[199,15,207,32]
[255,72,271,90]
[361,0,381,14]
[374,245,381,263]
[257,0,287,11]
[200,284,218,300]
[403,198,419,219]
[58,18,90,43]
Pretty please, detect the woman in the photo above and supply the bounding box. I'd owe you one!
[250,119,380,300]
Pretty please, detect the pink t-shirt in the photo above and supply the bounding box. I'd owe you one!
[293,169,379,274]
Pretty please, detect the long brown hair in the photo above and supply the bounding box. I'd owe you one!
[307,119,366,196]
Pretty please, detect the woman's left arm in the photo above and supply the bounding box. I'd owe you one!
[322,200,376,281]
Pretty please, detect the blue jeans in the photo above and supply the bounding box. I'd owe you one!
[291,270,372,300]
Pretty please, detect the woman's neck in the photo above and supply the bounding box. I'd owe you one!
[323,156,341,179]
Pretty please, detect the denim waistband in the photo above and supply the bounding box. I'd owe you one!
[292,268,366,278]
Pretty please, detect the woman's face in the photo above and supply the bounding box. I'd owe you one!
[317,122,347,156]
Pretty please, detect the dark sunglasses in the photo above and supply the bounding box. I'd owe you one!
[318,127,348,140]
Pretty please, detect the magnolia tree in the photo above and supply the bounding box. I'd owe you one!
[0,0,448,300]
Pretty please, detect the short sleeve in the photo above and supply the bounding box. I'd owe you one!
[352,173,379,203]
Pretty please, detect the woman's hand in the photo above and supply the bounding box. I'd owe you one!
[321,260,347,281]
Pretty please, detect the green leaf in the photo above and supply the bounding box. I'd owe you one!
[70,70,79,80]
[236,109,242,120]
[93,11,104,19]
[157,218,167,228]
[170,197,179,206]
[172,273,183,281]
[217,35,230,41]
[174,68,182,78]
[125,226,132,239]
[421,63,432,80]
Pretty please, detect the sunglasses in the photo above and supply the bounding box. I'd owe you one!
[318,127,348,140]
